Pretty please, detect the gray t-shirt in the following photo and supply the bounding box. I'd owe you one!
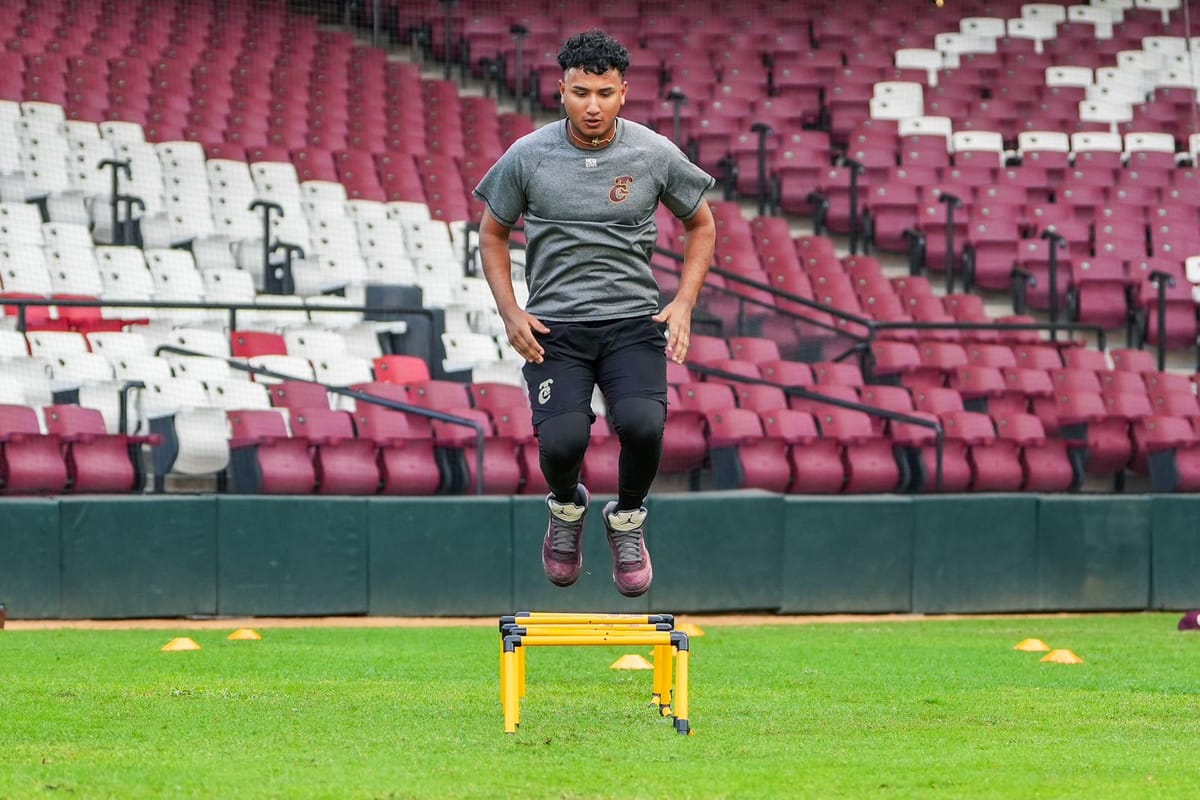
[473,118,715,322]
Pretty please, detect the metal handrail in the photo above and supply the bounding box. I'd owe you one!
[649,246,1113,356]
[869,319,1109,351]
[153,344,487,496]
[687,362,946,492]
[0,295,432,336]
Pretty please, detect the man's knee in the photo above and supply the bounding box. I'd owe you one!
[608,397,666,445]
[536,411,593,465]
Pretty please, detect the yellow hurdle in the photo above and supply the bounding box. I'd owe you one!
[498,612,692,736]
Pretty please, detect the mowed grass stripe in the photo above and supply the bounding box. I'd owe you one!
[1,615,1198,799]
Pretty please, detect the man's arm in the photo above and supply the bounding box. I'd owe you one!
[477,209,549,364]
[652,199,716,364]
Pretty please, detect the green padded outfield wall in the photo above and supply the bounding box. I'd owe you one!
[781,496,914,614]
[911,495,1041,614]
[1036,496,1152,611]
[59,496,216,619]
[0,499,60,619]
[650,490,784,612]
[216,496,368,616]
[1150,496,1200,610]
[1,494,1198,619]
[369,496,512,616]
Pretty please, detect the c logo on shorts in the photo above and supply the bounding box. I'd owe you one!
[537,378,553,405]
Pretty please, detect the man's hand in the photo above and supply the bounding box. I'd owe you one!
[653,299,694,364]
[502,308,550,364]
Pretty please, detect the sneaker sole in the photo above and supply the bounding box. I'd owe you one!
[613,575,651,597]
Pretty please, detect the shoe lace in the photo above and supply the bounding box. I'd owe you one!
[549,515,582,555]
[610,530,643,565]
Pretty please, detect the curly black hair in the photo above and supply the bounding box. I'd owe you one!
[557,30,629,76]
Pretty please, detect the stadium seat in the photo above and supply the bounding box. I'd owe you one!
[1133,415,1200,492]
[351,400,442,495]
[776,408,844,494]
[704,407,792,493]
[289,407,381,494]
[816,405,902,493]
[992,411,1076,492]
[0,403,68,494]
[226,408,316,494]
[43,403,158,492]
[430,407,522,495]
[267,380,332,411]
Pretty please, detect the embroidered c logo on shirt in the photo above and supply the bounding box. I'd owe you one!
[537,378,553,405]
[609,176,634,203]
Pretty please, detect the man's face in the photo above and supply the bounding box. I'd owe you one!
[559,66,626,144]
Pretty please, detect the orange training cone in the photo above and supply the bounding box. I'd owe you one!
[161,637,201,652]
[1013,638,1051,652]
[228,628,262,640]
[610,654,654,670]
[1040,649,1084,664]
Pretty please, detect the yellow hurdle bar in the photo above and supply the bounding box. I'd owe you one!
[505,628,675,706]
[504,623,676,638]
[498,617,677,708]
[508,633,675,647]
[499,628,692,736]
[501,612,674,626]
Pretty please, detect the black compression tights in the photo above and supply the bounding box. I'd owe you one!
[538,397,666,511]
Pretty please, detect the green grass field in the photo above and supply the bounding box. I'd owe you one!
[1,613,1198,799]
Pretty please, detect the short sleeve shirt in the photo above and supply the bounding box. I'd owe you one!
[473,118,715,322]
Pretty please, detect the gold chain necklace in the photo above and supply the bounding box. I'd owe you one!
[567,121,616,148]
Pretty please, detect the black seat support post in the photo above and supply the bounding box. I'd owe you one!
[269,242,304,297]
[843,157,865,255]
[751,121,773,218]
[665,87,686,149]
[937,190,963,294]
[510,24,528,115]
[440,0,458,80]
[1148,269,1175,371]
[118,195,144,246]
[1041,229,1067,344]
[98,158,131,244]
[249,199,284,293]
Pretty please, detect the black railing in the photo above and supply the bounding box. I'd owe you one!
[153,344,488,495]
[869,319,1109,352]
[650,245,873,354]
[687,362,946,492]
[650,247,1113,362]
[0,296,435,350]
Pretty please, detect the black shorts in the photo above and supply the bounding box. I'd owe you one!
[523,316,668,427]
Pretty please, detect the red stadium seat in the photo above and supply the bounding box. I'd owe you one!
[226,409,316,494]
[267,381,331,410]
[776,409,845,494]
[992,412,1076,492]
[352,401,441,495]
[289,407,381,494]
[43,404,159,493]
[431,407,522,495]
[704,407,792,493]
[815,405,902,493]
[0,404,67,494]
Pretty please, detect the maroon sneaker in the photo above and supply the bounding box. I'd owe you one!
[603,502,653,597]
[542,484,590,587]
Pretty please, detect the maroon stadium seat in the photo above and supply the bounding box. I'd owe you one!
[43,404,158,493]
[226,409,316,494]
[289,407,381,494]
[0,404,67,494]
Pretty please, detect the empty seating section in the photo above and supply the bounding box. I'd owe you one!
[0,0,1198,495]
